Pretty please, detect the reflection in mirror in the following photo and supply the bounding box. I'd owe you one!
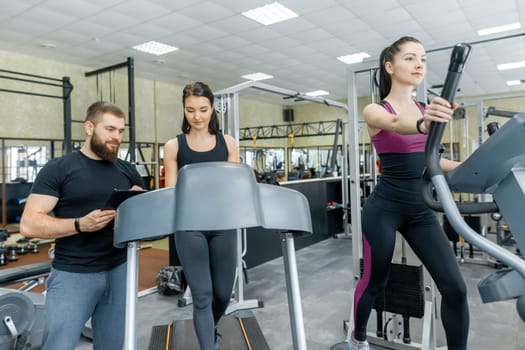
[2,139,51,183]
[241,148,284,173]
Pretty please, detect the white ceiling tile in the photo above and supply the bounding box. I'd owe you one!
[146,0,204,11]
[38,0,107,19]
[325,18,371,38]
[88,10,142,30]
[180,25,229,43]
[111,0,172,20]
[310,37,350,52]
[203,35,251,50]
[42,30,91,46]
[236,43,272,57]
[56,20,114,39]
[211,15,260,34]
[287,28,334,45]
[103,32,146,48]
[124,23,174,39]
[261,36,301,51]
[281,0,339,14]
[148,12,203,33]
[185,42,225,56]
[236,28,282,42]
[2,18,58,36]
[267,17,317,36]
[301,5,355,25]
[339,0,401,16]
[176,1,236,23]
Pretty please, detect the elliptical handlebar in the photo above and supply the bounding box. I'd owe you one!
[421,43,498,214]
[425,43,471,177]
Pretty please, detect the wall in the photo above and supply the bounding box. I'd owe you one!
[2,48,525,164]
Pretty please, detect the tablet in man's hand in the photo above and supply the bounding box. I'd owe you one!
[103,189,147,210]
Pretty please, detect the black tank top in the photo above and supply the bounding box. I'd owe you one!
[176,133,229,170]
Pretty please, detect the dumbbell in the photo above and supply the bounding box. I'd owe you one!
[7,245,18,261]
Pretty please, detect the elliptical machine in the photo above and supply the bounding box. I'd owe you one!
[422,43,525,321]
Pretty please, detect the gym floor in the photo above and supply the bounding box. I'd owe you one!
[76,237,524,350]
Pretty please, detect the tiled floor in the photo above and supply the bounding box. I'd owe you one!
[76,237,524,349]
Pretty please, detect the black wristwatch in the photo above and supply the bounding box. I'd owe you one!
[74,217,83,233]
[416,118,426,134]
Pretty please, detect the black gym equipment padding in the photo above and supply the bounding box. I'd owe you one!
[372,264,424,319]
[360,261,424,345]
[486,121,500,136]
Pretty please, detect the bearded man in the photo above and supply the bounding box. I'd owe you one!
[21,101,144,350]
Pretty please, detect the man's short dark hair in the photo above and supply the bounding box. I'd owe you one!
[85,101,125,124]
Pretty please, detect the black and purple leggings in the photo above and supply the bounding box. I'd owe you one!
[353,190,469,350]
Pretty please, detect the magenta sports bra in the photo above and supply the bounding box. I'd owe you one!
[371,100,427,154]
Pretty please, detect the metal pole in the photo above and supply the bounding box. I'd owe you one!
[341,121,350,237]
[1,139,6,227]
[63,77,73,154]
[127,57,136,163]
[281,232,307,350]
[124,241,139,350]
[348,67,363,279]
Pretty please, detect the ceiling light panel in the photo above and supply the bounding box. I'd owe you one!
[305,90,329,97]
[497,60,525,71]
[477,22,521,36]
[337,52,371,64]
[242,2,298,26]
[132,41,178,56]
[241,72,274,81]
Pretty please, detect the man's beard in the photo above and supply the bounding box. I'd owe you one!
[90,131,119,161]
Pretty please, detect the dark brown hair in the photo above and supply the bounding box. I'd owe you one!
[85,101,125,124]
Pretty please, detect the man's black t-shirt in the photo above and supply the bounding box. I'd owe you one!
[30,151,144,272]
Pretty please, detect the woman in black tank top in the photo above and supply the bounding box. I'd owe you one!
[163,82,239,350]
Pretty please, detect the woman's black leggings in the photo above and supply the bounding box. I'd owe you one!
[176,230,237,350]
[353,195,470,350]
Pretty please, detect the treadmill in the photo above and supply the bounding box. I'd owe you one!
[114,161,313,350]
[422,43,525,321]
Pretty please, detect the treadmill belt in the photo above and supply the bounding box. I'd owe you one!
[148,313,270,350]
[148,323,172,350]
[238,315,269,350]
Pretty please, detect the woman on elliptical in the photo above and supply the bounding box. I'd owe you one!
[350,36,469,350]
[163,81,240,350]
